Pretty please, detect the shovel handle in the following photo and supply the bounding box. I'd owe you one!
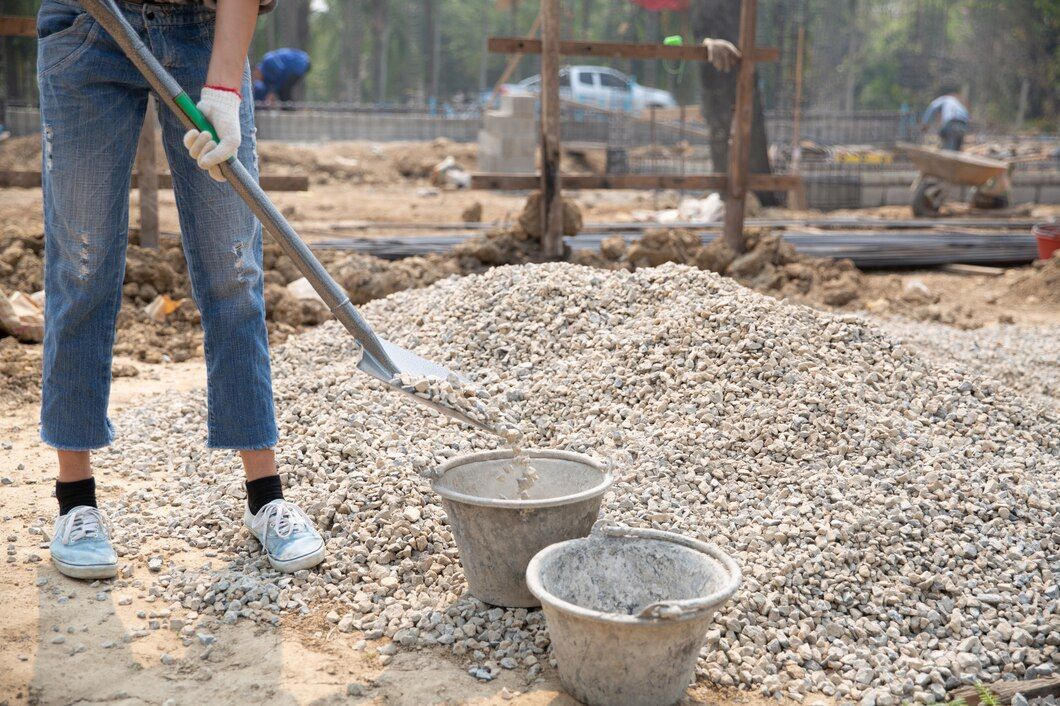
[174,93,220,142]
[79,0,401,381]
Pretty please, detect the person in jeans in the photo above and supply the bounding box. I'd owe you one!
[38,0,324,579]
[922,90,970,151]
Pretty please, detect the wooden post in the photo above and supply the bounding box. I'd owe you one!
[539,0,563,258]
[135,96,160,249]
[723,0,758,254]
[788,23,807,210]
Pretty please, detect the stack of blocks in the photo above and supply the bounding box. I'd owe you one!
[478,95,537,174]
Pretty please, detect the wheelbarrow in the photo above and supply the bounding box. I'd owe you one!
[896,142,1011,217]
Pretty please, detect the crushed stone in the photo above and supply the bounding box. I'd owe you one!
[91,263,1058,703]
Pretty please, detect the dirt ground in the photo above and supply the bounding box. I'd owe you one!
[1,137,1057,705]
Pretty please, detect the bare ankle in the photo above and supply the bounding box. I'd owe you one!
[57,451,92,482]
[241,448,277,481]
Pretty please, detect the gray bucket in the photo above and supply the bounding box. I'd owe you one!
[432,449,612,608]
[526,525,741,706]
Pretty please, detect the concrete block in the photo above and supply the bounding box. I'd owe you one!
[1009,187,1036,204]
[1037,186,1060,204]
[483,113,535,137]
[502,95,537,118]
[859,187,885,208]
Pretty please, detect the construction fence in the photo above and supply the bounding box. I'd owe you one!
[5,101,918,148]
[4,101,1057,210]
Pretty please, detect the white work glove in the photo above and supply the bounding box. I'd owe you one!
[702,38,741,72]
[182,86,242,182]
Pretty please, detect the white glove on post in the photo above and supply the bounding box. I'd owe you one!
[182,86,242,182]
[702,39,742,73]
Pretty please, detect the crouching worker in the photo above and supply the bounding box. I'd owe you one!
[38,0,325,579]
[252,47,311,105]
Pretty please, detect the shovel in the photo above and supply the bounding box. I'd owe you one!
[79,0,492,434]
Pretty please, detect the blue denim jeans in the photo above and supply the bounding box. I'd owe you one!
[37,0,277,450]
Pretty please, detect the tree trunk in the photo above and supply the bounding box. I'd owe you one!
[423,0,436,104]
[479,0,490,93]
[274,0,310,100]
[342,1,365,102]
[692,0,778,205]
[370,0,391,102]
[644,8,659,88]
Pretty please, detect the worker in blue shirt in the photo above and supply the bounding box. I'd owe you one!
[922,90,970,151]
[252,48,312,104]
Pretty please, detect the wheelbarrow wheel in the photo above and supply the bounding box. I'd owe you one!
[912,177,945,217]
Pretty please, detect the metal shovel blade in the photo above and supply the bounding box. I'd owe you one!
[357,338,494,434]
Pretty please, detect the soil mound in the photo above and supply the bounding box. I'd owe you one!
[576,227,863,308]
[1003,252,1060,305]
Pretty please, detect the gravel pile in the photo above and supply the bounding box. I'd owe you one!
[92,263,1058,703]
[876,319,1059,413]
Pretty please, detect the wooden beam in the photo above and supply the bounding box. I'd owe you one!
[487,12,542,108]
[0,170,310,191]
[135,96,160,249]
[472,172,801,191]
[0,16,35,37]
[489,36,780,63]
[539,0,563,258]
[723,0,759,253]
[951,678,1060,706]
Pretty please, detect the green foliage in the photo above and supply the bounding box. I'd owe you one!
[974,683,1001,706]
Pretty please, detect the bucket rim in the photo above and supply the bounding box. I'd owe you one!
[525,526,742,625]
[431,448,613,510]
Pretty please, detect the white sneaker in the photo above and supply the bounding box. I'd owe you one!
[50,506,118,579]
[244,499,325,572]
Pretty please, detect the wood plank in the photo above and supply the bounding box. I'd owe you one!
[0,16,36,37]
[489,36,779,63]
[750,47,780,63]
[0,170,309,191]
[939,263,1007,276]
[723,0,759,253]
[135,97,160,249]
[539,0,563,258]
[471,172,800,191]
[951,678,1060,706]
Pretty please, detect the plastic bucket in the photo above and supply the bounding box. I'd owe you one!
[526,525,741,706]
[431,449,612,608]
[1033,223,1060,260]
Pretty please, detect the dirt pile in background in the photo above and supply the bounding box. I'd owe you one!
[0,134,479,187]
[573,227,863,309]
[1003,251,1060,305]
[0,135,40,171]
[259,138,478,186]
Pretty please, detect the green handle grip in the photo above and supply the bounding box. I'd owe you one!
[175,92,219,142]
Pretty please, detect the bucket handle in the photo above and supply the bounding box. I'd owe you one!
[593,524,743,620]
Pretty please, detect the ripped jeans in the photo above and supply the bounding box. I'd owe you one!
[38,0,277,450]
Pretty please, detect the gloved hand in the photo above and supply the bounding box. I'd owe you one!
[182,86,241,182]
[702,39,741,72]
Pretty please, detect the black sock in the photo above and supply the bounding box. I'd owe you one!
[56,478,97,516]
[246,475,284,515]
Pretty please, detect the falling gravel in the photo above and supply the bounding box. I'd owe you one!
[94,263,1058,704]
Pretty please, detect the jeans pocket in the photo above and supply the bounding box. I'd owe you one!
[36,4,99,78]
